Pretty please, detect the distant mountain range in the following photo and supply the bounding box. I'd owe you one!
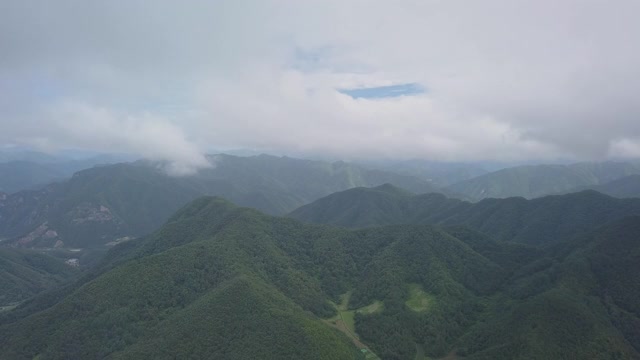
[0,153,135,193]
[356,159,490,187]
[1,196,638,359]
[0,154,441,249]
[561,174,640,199]
[445,161,640,200]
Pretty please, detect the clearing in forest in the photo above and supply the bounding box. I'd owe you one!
[325,291,383,360]
[406,284,434,312]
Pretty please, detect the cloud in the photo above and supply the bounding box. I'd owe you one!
[43,101,210,175]
[1,0,640,163]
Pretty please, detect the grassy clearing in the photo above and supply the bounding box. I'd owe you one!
[325,291,383,360]
[357,300,383,315]
[406,284,434,312]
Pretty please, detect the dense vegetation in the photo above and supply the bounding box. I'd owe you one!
[0,154,438,249]
[1,196,638,359]
[445,161,640,200]
[290,184,640,245]
[0,248,77,307]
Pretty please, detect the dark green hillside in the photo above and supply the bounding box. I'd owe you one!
[2,197,638,359]
[0,249,77,307]
[0,154,440,249]
[0,198,362,359]
[291,186,640,245]
[446,161,640,200]
[0,197,509,359]
[114,275,359,360]
[455,216,640,359]
[288,184,415,228]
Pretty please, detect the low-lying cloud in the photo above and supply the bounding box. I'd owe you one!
[46,101,210,175]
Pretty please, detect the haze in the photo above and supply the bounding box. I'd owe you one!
[2,0,640,172]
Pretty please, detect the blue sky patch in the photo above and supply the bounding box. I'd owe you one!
[338,83,425,99]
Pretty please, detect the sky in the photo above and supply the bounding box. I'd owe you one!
[1,0,640,173]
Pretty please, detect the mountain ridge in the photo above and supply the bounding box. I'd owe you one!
[2,196,639,359]
[290,185,640,246]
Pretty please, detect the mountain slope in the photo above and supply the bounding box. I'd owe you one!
[0,197,511,360]
[456,216,640,359]
[0,248,77,307]
[446,161,640,200]
[2,196,638,359]
[290,185,640,246]
[564,174,640,199]
[0,154,441,249]
[0,157,130,194]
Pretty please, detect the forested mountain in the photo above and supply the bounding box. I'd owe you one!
[0,154,440,249]
[0,248,78,307]
[563,174,640,199]
[446,161,640,200]
[289,184,640,246]
[1,197,638,359]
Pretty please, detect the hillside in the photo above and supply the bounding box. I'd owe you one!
[0,154,440,249]
[446,161,640,200]
[455,216,640,359]
[1,197,638,359]
[0,156,129,194]
[0,248,78,307]
[563,174,640,199]
[0,197,495,359]
[290,184,640,246]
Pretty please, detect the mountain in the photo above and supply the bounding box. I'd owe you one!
[1,197,638,359]
[356,159,489,187]
[0,154,441,249]
[0,161,71,193]
[0,150,60,163]
[455,216,640,359]
[290,184,640,246]
[446,161,640,200]
[0,248,78,308]
[563,174,640,199]
[0,152,137,194]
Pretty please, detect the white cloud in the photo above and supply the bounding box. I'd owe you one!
[1,0,640,164]
[47,101,210,175]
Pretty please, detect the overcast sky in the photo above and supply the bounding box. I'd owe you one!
[1,0,640,172]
